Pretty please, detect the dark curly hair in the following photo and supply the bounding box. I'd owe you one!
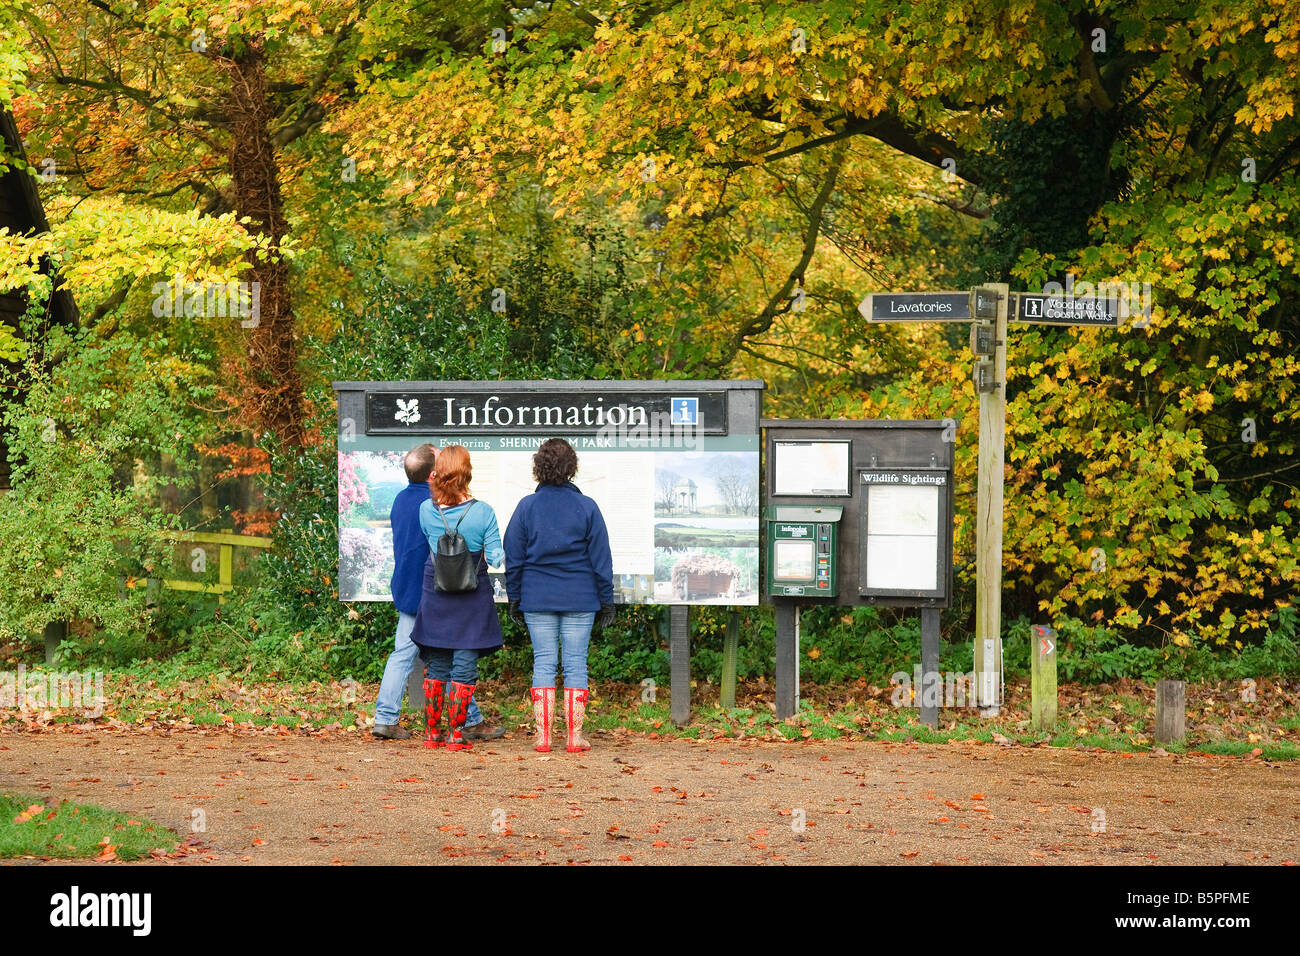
[532,438,578,486]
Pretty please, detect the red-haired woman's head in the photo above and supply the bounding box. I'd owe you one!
[429,444,472,506]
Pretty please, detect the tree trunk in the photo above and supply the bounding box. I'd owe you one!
[223,41,307,448]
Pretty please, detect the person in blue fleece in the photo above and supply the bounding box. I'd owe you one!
[504,438,615,753]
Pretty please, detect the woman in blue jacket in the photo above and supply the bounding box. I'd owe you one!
[410,444,504,751]
[504,439,614,752]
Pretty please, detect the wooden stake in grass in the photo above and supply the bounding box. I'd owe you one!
[1155,679,1186,744]
[1030,624,1058,731]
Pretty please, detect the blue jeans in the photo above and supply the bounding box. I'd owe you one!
[418,645,482,686]
[375,612,482,725]
[526,611,596,690]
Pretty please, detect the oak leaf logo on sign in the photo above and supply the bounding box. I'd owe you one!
[394,398,421,425]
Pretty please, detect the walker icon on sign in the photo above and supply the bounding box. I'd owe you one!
[671,398,698,425]
[1023,297,1042,318]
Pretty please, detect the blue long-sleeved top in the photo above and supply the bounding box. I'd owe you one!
[419,497,504,568]
[503,482,613,612]
[389,481,432,614]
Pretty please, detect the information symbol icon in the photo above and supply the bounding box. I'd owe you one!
[671,397,698,425]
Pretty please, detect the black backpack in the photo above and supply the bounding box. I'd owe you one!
[432,500,483,593]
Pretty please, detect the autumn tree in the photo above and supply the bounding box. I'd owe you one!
[7,0,378,446]
[329,0,1298,645]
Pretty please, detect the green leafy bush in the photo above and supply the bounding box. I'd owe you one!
[0,322,209,647]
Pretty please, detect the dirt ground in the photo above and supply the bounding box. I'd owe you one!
[2,729,1296,865]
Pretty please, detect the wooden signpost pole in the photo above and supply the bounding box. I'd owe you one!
[974,283,1008,715]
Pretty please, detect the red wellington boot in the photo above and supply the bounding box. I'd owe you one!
[531,687,555,753]
[423,678,447,749]
[565,687,591,753]
[446,681,476,751]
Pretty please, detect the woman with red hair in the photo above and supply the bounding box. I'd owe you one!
[410,444,504,751]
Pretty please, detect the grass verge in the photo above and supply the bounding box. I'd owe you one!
[1,792,179,861]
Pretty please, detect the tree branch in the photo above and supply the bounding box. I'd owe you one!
[565,1,605,29]
[1074,26,1115,112]
[1209,459,1300,483]
[858,113,981,186]
[270,13,364,147]
[712,117,868,170]
[50,73,226,125]
[86,280,132,325]
[731,140,846,352]
[913,189,991,219]
[736,341,805,374]
[745,337,858,372]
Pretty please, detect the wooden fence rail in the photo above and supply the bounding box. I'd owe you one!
[158,530,272,604]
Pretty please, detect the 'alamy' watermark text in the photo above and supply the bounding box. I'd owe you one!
[0,666,104,718]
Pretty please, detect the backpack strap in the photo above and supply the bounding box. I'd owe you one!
[433,502,452,536]
[453,501,487,570]
[452,499,477,534]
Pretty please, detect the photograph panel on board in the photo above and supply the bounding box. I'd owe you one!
[653,450,759,550]
[653,545,759,605]
[338,449,407,600]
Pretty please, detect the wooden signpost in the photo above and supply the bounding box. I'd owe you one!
[1012,293,1120,327]
[858,284,1123,715]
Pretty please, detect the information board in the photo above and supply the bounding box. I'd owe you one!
[863,484,939,590]
[335,381,763,606]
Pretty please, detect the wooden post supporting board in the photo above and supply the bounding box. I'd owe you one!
[1031,625,1058,730]
[774,602,797,720]
[670,605,691,726]
[1155,679,1186,743]
[919,608,941,729]
[43,619,65,666]
[721,609,740,709]
[974,282,1009,714]
[406,665,425,714]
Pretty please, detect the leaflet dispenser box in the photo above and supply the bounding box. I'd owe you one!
[765,505,842,598]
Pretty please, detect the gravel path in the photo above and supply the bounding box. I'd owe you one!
[2,730,1296,865]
